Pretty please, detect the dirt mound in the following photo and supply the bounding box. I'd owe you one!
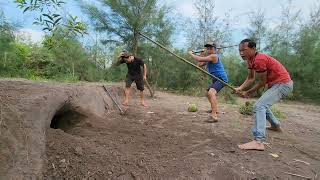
[0,79,123,179]
[1,79,319,179]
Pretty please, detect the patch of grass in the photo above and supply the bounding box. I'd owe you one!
[270,105,286,119]
[220,89,237,104]
[239,101,286,119]
[239,101,255,115]
[283,92,295,100]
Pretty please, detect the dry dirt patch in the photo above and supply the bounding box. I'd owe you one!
[0,79,319,179]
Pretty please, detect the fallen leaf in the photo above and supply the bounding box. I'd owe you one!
[269,153,279,158]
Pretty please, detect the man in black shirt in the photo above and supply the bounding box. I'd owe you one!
[117,52,148,107]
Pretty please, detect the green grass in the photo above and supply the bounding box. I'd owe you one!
[239,100,286,119]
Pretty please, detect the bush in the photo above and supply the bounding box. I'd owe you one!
[239,100,285,119]
[239,101,255,115]
[220,89,237,104]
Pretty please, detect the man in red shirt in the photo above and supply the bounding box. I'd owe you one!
[235,39,293,150]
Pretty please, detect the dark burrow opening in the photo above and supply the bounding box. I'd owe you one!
[50,106,87,132]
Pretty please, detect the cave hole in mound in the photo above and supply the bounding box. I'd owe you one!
[50,105,87,132]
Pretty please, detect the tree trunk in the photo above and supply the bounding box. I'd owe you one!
[133,29,139,55]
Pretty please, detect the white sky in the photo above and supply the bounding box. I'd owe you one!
[162,0,319,47]
[164,0,317,20]
[15,28,45,44]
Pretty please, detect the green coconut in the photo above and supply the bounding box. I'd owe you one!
[188,103,198,112]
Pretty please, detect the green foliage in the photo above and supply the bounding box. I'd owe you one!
[239,101,285,119]
[147,49,208,94]
[220,89,237,104]
[0,12,103,82]
[222,53,248,86]
[187,0,232,47]
[239,101,255,115]
[81,0,170,54]
[270,105,286,119]
[15,0,87,48]
[244,10,267,51]
[0,12,16,54]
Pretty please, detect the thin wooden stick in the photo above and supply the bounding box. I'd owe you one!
[293,145,320,161]
[25,133,30,164]
[283,172,312,179]
[144,79,154,97]
[293,159,310,165]
[103,86,125,115]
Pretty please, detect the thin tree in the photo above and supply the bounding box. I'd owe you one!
[186,0,231,49]
[244,10,267,51]
[265,0,301,57]
[80,0,167,55]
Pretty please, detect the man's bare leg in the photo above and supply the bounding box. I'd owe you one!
[238,140,265,150]
[140,90,148,107]
[208,89,218,122]
[122,87,130,106]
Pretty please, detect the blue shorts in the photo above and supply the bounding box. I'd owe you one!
[207,79,225,92]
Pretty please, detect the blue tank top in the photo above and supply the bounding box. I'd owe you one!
[206,55,228,82]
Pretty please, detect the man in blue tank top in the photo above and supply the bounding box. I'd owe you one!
[189,42,229,122]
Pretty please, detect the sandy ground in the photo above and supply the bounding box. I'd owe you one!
[0,79,319,179]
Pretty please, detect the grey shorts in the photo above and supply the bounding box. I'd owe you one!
[125,75,144,91]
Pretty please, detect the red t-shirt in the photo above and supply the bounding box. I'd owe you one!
[247,53,291,88]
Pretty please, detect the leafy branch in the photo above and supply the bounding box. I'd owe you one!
[14,0,87,48]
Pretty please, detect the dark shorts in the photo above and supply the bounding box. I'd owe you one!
[207,79,225,92]
[125,74,144,91]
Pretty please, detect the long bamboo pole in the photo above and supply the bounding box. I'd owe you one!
[217,44,238,49]
[138,32,236,91]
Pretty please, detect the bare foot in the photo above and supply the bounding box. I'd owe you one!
[206,110,219,114]
[140,102,148,107]
[267,126,282,132]
[207,115,218,123]
[238,140,265,151]
[212,113,219,121]
[122,101,128,106]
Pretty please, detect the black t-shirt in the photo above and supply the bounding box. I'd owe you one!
[119,56,144,77]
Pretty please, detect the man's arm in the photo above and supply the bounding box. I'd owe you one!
[143,64,147,80]
[188,51,218,63]
[235,69,255,91]
[197,51,207,67]
[198,62,206,67]
[115,58,125,66]
[243,71,267,97]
